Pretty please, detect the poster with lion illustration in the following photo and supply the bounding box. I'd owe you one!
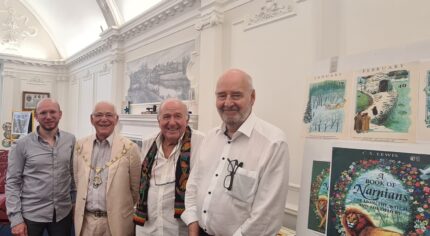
[307,161,330,234]
[350,63,418,142]
[327,147,430,236]
[303,72,351,139]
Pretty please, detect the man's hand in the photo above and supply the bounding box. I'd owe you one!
[188,221,199,236]
[11,223,27,236]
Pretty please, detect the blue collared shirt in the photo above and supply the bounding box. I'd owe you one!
[6,127,76,227]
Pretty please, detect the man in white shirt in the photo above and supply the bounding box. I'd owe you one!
[182,69,290,236]
[135,98,205,236]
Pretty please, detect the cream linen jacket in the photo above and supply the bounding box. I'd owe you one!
[73,133,141,236]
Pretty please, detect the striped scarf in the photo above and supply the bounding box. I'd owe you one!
[134,126,192,226]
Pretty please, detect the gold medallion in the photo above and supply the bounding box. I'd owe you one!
[93,174,102,188]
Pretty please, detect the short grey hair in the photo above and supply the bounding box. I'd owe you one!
[157,98,189,121]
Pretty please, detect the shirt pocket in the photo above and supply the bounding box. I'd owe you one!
[227,167,258,203]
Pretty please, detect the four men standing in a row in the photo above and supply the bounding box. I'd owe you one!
[6,68,289,236]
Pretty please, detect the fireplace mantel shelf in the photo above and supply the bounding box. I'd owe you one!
[118,114,198,140]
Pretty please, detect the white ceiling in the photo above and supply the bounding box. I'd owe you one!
[4,0,164,59]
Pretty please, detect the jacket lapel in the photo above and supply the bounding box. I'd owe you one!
[81,136,95,194]
[106,134,122,193]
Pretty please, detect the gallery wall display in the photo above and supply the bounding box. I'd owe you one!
[126,40,195,104]
[303,63,420,142]
[22,91,50,111]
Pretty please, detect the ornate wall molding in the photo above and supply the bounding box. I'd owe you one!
[195,10,223,31]
[0,54,65,68]
[245,0,296,31]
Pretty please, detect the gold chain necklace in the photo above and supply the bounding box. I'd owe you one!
[77,142,132,188]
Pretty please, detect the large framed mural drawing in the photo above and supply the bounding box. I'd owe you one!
[126,41,195,104]
[350,63,418,142]
[303,73,351,139]
[327,147,430,236]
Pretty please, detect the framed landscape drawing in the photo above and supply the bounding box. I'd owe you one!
[22,91,50,111]
[303,72,351,139]
[350,63,418,142]
[126,40,195,104]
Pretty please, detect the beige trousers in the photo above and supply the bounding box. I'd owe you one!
[80,213,112,236]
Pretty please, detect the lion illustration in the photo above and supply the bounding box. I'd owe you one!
[341,207,402,236]
[316,196,328,228]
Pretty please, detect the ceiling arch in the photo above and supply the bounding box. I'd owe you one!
[0,0,163,59]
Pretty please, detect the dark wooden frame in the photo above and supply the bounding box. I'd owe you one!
[22,91,50,111]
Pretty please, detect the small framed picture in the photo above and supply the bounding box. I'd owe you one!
[22,91,50,111]
[11,111,33,136]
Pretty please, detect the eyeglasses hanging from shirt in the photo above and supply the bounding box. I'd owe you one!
[224,158,243,191]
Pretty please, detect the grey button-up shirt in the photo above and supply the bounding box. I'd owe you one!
[6,128,76,227]
[85,135,113,212]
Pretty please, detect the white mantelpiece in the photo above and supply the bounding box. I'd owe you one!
[118,114,199,140]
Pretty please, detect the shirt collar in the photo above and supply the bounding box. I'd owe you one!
[216,112,257,139]
[35,126,60,140]
[93,132,114,146]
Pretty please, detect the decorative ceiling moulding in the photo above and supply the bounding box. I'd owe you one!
[26,77,49,85]
[0,54,65,68]
[68,0,198,67]
[222,0,252,12]
[0,0,38,52]
[245,0,297,31]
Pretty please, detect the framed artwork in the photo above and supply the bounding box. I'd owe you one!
[22,91,50,111]
[126,40,195,104]
[11,111,33,136]
[350,63,418,142]
[303,72,351,139]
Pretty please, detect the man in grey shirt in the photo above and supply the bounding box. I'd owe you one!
[6,98,76,236]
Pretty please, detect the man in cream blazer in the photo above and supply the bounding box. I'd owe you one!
[74,101,141,236]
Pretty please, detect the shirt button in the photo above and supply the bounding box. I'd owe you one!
[215,174,218,177]
[208,191,211,194]
[227,141,231,144]
[222,157,225,160]
[204,228,207,232]
[203,210,207,213]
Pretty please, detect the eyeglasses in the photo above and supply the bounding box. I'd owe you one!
[224,158,243,191]
[152,157,176,186]
[92,112,116,119]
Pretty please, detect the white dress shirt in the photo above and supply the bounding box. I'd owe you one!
[182,113,289,236]
[137,129,205,236]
